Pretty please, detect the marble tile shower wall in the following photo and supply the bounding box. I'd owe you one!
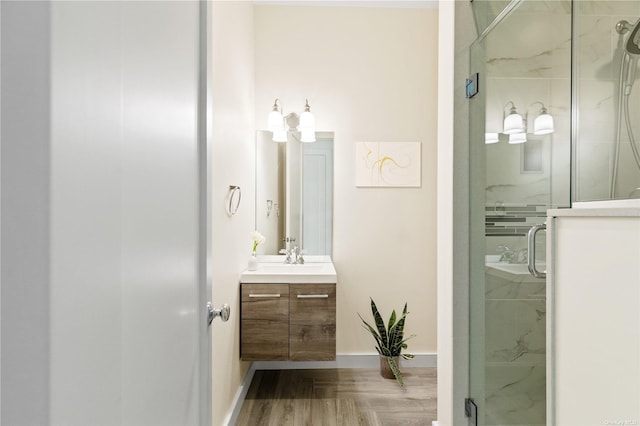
[484,7,572,210]
[484,207,547,426]
[481,5,571,425]
[485,268,546,425]
[575,1,640,200]
[478,2,640,424]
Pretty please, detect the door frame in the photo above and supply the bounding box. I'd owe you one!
[198,0,212,424]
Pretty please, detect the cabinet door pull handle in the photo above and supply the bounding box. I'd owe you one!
[249,294,281,298]
[297,294,329,299]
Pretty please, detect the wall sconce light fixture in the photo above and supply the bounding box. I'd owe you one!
[488,100,553,145]
[503,101,525,134]
[267,98,316,143]
[485,132,500,144]
[531,101,554,135]
[268,99,284,132]
[508,132,528,144]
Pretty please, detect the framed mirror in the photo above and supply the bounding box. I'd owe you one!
[255,130,334,256]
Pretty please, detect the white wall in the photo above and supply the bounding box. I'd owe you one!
[254,5,438,355]
[437,1,455,424]
[209,2,255,425]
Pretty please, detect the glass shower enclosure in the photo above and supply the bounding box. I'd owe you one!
[573,1,640,201]
[468,1,640,424]
[468,1,571,425]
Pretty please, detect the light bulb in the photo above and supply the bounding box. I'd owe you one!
[508,132,527,144]
[267,99,284,132]
[534,113,554,135]
[503,112,524,134]
[299,99,315,131]
[300,130,316,143]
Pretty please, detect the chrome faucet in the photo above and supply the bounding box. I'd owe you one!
[497,245,527,264]
[513,248,528,264]
[279,247,294,263]
[279,246,305,264]
[497,245,513,262]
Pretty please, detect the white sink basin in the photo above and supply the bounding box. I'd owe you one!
[240,260,337,284]
[485,262,546,276]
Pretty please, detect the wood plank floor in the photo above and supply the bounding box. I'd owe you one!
[235,368,437,426]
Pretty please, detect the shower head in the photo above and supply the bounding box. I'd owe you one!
[625,19,640,56]
[622,19,640,95]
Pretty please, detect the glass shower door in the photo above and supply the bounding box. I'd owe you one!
[468,1,572,425]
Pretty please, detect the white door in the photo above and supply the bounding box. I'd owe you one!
[302,139,334,255]
[1,1,210,425]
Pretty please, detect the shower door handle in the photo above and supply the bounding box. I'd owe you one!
[207,302,230,326]
[527,223,547,279]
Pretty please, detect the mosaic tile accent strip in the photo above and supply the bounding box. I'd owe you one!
[485,204,549,236]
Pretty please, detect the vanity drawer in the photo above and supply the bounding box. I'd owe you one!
[241,284,289,318]
[240,284,289,361]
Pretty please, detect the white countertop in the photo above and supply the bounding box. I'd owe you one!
[548,207,640,217]
[573,199,640,209]
[547,199,640,217]
[240,256,337,284]
[255,254,333,263]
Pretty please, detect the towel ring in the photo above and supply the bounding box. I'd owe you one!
[226,185,241,216]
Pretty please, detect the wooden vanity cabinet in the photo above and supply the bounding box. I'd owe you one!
[289,284,336,361]
[240,283,336,361]
[240,284,289,361]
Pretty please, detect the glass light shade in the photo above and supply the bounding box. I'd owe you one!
[533,113,554,135]
[299,110,315,131]
[300,130,316,143]
[503,113,524,134]
[268,110,284,132]
[485,132,500,144]
[508,132,527,144]
[272,129,287,142]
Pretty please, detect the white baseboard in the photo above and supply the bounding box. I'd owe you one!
[253,353,437,370]
[223,362,257,426]
[224,353,436,425]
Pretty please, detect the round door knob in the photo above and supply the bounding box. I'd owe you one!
[207,302,230,325]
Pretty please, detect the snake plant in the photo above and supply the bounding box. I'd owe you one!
[358,298,415,386]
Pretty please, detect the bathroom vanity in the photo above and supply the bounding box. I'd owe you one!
[547,205,640,424]
[239,256,337,361]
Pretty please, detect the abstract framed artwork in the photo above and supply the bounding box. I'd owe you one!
[355,141,421,187]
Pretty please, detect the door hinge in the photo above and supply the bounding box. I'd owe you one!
[465,398,478,426]
[466,73,479,98]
